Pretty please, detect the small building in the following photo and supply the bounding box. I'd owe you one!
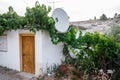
[0,30,64,76]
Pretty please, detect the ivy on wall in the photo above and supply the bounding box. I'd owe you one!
[0,6,25,35]
[0,1,120,49]
[0,1,54,35]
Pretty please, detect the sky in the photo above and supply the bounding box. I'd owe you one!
[0,0,120,21]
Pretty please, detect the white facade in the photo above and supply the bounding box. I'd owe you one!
[0,30,64,76]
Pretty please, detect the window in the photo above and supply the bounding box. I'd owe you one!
[0,34,7,52]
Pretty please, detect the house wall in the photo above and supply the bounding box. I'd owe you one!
[0,30,21,71]
[0,30,63,76]
[41,31,64,73]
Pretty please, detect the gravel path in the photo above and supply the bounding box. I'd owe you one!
[0,66,37,80]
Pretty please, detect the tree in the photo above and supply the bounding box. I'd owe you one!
[100,14,107,21]
[94,16,96,20]
[114,13,118,18]
[117,14,120,18]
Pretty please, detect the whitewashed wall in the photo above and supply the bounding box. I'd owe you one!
[41,31,64,73]
[0,30,64,76]
[0,30,21,71]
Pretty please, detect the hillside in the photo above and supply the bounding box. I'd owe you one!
[70,19,120,34]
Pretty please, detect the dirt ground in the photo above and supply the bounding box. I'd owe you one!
[0,66,37,80]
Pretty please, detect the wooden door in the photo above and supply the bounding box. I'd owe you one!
[20,34,35,74]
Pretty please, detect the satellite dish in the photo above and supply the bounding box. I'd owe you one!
[52,8,69,33]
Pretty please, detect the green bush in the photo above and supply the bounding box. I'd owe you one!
[65,32,120,75]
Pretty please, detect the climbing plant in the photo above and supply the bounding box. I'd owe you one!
[0,1,55,36]
[25,2,54,32]
[0,6,25,35]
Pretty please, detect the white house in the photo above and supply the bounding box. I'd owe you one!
[0,0,65,76]
[0,30,64,76]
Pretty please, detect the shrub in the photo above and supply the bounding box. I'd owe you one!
[65,32,120,76]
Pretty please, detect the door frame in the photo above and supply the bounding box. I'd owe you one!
[19,33,35,74]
